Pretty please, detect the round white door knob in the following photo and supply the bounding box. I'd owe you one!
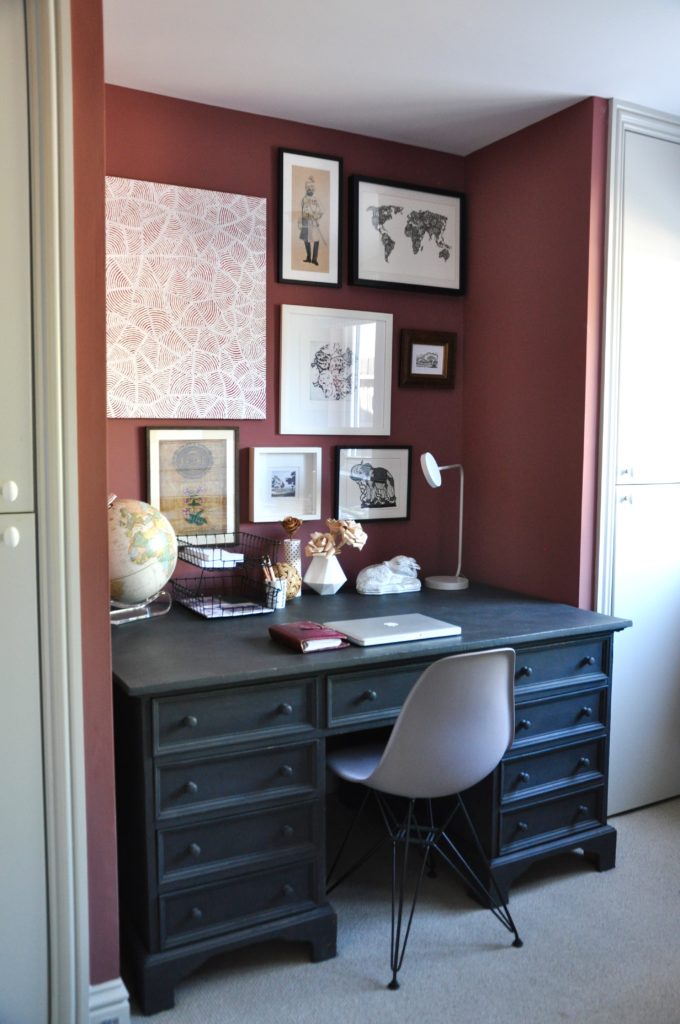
[1,480,19,503]
[2,526,20,548]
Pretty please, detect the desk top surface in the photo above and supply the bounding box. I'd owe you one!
[111,584,631,697]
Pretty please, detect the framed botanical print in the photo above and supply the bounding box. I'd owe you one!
[335,446,412,522]
[278,149,342,287]
[147,427,239,543]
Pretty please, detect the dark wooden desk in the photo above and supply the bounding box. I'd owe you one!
[112,585,630,1014]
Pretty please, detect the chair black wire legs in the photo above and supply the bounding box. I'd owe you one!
[327,790,523,991]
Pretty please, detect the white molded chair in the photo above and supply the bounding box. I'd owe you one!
[326,648,522,989]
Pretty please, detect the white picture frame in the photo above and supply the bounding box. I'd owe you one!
[279,304,393,435]
[249,446,322,522]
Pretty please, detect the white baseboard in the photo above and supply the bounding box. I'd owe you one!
[89,977,130,1024]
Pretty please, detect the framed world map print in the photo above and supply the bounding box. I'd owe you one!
[349,176,465,295]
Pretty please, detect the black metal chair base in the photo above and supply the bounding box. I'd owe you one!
[327,790,523,989]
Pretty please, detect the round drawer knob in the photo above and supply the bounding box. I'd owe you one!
[578,756,591,769]
[518,771,530,782]
[518,666,533,678]
[577,804,589,816]
[516,821,529,832]
[580,706,594,718]
[279,764,294,777]
[2,526,20,548]
[190,906,203,921]
[185,780,198,794]
[582,655,596,667]
[278,703,293,715]
[282,824,295,838]
[1,480,19,503]
[188,842,202,857]
[363,689,378,702]
[517,719,532,730]
[282,884,295,897]
[183,715,198,728]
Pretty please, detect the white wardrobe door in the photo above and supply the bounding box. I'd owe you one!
[0,1,49,1020]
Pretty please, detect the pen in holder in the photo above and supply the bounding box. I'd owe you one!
[262,556,286,610]
[264,578,287,610]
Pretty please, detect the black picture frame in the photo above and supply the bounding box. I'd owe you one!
[278,148,343,287]
[335,446,412,522]
[349,175,465,294]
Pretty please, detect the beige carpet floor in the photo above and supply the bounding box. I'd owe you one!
[130,796,680,1024]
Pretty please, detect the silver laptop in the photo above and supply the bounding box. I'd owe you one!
[323,612,462,647]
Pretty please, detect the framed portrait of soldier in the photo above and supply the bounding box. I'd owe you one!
[278,149,342,287]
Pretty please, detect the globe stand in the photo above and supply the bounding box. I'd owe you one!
[110,589,173,626]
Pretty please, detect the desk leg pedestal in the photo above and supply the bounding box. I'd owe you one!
[463,824,618,906]
[124,907,337,1016]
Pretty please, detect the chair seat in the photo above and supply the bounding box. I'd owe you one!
[327,742,385,784]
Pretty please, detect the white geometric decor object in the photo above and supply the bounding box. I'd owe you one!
[105,175,266,419]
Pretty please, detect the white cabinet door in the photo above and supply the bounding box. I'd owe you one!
[609,485,680,814]
[0,514,48,1024]
[0,0,34,514]
[0,2,49,1020]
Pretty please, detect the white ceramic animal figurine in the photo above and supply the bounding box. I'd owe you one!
[355,555,422,595]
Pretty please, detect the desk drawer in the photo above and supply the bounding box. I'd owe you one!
[514,639,606,693]
[501,738,604,802]
[158,800,318,885]
[499,787,603,853]
[156,740,320,819]
[327,662,426,728]
[153,679,317,753]
[160,860,316,949]
[512,687,606,748]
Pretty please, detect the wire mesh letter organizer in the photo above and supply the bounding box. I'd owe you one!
[172,532,282,618]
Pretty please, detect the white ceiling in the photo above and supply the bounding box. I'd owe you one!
[103,0,680,156]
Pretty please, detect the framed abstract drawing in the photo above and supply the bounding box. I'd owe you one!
[350,175,465,294]
[278,149,342,287]
[335,446,412,522]
[279,305,392,435]
[147,427,239,544]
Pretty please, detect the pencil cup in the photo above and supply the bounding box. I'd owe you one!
[264,579,287,610]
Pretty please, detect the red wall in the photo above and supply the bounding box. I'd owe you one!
[105,87,466,581]
[71,0,119,984]
[463,99,608,606]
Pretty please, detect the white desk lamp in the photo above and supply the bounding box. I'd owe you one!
[420,452,469,590]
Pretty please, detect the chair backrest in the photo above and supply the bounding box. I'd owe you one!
[365,648,516,800]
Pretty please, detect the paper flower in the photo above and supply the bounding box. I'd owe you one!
[304,518,368,557]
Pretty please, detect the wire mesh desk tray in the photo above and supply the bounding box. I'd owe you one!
[173,532,281,619]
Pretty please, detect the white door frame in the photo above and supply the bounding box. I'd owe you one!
[25,0,90,1020]
[596,100,680,614]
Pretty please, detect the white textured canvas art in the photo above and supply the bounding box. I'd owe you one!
[106,176,266,419]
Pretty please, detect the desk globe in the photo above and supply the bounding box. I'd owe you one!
[108,497,178,608]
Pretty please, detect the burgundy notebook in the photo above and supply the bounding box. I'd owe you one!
[268,620,350,653]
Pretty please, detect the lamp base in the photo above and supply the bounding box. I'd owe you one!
[424,575,469,591]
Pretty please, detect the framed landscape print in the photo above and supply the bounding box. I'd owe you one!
[350,175,465,294]
[279,305,393,435]
[147,427,239,543]
[399,329,456,388]
[249,447,322,522]
[335,446,412,522]
[278,149,342,287]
